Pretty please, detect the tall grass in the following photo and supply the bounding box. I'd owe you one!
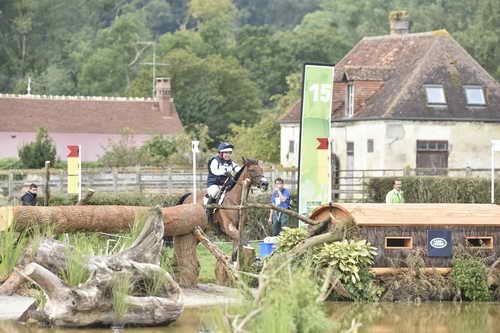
[0,221,28,281]
[111,273,131,320]
[59,234,92,287]
[211,264,332,333]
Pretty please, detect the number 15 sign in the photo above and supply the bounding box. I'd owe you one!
[298,63,334,221]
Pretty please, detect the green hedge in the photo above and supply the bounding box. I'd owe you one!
[368,176,500,203]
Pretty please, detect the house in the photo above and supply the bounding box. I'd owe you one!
[278,14,500,175]
[0,78,184,162]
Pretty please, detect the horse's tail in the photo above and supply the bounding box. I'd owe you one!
[176,192,192,205]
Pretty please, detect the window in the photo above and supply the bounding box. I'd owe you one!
[367,139,374,153]
[424,85,446,105]
[416,140,449,176]
[345,84,354,117]
[464,86,486,105]
[465,237,493,249]
[346,142,354,156]
[385,237,413,249]
[288,140,295,154]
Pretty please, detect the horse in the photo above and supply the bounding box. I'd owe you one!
[177,158,269,261]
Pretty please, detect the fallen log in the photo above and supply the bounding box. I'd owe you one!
[0,204,207,236]
[4,208,184,328]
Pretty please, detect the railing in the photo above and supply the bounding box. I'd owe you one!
[1,167,498,205]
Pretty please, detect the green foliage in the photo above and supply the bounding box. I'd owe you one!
[229,110,281,163]
[451,255,491,301]
[275,227,308,253]
[368,176,500,204]
[111,273,131,320]
[142,135,177,165]
[60,235,91,287]
[0,222,28,281]
[312,239,382,301]
[18,128,57,169]
[313,239,377,284]
[97,129,153,167]
[0,158,22,170]
[214,266,331,333]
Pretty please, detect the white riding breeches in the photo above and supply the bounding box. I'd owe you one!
[207,185,220,198]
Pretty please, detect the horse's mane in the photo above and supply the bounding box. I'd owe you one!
[233,158,258,182]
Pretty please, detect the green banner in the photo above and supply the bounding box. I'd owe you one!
[298,64,334,220]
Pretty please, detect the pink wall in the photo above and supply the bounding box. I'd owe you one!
[0,132,153,162]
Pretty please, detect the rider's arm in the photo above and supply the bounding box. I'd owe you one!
[209,158,227,176]
[231,162,241,173]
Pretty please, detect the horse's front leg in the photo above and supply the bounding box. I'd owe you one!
[224,223,240,263]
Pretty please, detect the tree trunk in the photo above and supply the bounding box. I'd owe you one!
[8,208,183,328]
[2,204,207,236]
[173,233,200,288]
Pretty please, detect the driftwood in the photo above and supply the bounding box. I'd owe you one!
[4,208,183,328]
[76,188,95,205]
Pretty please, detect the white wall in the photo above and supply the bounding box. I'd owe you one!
[280,120,500,170]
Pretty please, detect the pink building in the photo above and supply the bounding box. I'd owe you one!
[0,78,184,162]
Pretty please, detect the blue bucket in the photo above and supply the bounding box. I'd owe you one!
[259,242,275,257]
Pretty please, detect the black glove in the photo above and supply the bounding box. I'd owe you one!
[226,179,236,188]
[224,171,232,178]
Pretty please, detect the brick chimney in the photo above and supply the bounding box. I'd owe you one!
[155,77,172,117]
[389,11,410,35]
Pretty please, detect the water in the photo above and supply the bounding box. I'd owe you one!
[1,303,500,333]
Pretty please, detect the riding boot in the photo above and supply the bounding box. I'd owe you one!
[206,196,217,225]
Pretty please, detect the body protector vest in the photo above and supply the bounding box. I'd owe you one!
[207,155,236,186]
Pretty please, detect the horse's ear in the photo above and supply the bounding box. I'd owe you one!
[242,156,246,164]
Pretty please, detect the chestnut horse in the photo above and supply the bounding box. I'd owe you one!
[177,158,269,261]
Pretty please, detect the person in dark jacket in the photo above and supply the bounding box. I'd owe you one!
[205,142,240,212]
[21,183,38,206]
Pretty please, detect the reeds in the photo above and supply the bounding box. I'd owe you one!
[0,220,28,281]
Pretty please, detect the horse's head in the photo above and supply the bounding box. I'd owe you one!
[239,158,269,191]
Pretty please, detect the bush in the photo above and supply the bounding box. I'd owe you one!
[275,227,308,253]
[18,127,57,169]
[451,255,491,301]
[313,239,382,301]
[0,158,22,170]
[368,176,500,203]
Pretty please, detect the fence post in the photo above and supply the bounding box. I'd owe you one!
[361,170,366,203]
[8,172,14,203]
[167,168,172,195]
[137,172,143,193]
[112,168,118,193]
[44,161,51,206]
[59,169,65,194]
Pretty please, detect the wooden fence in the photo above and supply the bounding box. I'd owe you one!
[1,167,498,204]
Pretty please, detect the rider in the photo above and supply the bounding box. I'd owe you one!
[205,142,241,211]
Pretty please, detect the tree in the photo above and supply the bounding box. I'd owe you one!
[142,135,177,165]
[18,127,57,169]
[128,49,262,144]
[98,129,153,167]
[229,111,281,163]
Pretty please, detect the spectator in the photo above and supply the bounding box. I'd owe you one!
[268,178,291,236]
[21,183,38,206]
[385,179,405,203]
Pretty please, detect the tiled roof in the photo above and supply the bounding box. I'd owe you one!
[0,94,184,134]
[279,30,500,123]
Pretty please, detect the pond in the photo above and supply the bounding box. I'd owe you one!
[1,302,499,333]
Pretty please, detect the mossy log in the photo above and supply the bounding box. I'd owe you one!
[2,208,184,328]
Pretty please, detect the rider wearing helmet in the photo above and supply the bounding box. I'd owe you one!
[205,142,241,209]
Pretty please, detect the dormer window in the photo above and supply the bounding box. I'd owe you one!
[424,85,446,105]
[464,85,486,106]
[345,84,354,117]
